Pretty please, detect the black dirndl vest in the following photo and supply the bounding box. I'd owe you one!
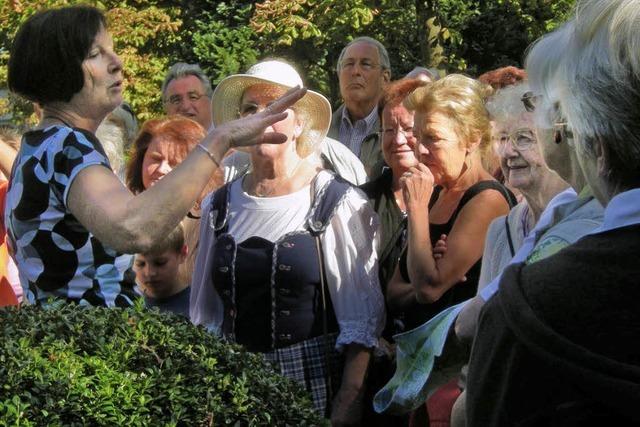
[208,174,352,353]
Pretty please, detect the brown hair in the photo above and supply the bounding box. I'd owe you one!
[378,78,429,117]
[143,223,185,256]
[125,115,222,200]
[478,66,527,90]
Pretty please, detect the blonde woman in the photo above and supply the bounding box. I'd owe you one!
[387,75,515,331]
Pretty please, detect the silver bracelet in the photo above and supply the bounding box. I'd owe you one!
[196,143,220,168]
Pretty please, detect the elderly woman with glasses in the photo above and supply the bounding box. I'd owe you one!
[190,60,385,425]
[448,83,568,426]
[466,0,640,424]
[5,6,304,307]
[473,84,568,295]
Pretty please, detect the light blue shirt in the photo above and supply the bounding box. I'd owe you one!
[479,187,640,301]
[479,188,578,300]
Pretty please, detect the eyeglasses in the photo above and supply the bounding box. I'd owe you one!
[379,127,415,140]
[340,59,383,72]
[495,129,537,153]
[165,92,208,106]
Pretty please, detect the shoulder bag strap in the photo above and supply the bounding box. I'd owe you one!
[310,176,334,415]
[505,214,516,257]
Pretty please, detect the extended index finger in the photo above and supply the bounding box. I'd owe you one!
[265,86,307,114]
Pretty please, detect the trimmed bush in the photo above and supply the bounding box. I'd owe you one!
[0,303,326,426]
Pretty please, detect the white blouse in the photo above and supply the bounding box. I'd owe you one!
[190,170,385,350]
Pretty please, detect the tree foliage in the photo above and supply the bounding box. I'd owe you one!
[0,0,182,123]
[0,0,576,126]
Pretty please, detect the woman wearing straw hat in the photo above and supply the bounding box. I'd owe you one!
[190,60,385,424]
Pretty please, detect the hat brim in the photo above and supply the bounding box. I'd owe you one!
[211,74,331,153]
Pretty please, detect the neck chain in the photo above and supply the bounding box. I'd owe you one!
[245,158,305,198]
[42,114,74,129]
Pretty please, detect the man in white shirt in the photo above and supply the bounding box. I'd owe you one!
[328,37,391,179]
[162,63,214,131]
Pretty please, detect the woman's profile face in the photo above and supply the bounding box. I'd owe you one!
[381,104,418,173]
[141,137,186,189]
[74,25,124,119]
[413,110,468,184]
[534,99,573,182]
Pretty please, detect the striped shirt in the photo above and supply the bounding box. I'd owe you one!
[339,105,379,156]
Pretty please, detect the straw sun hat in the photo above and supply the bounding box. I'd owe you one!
[211,60,331,158]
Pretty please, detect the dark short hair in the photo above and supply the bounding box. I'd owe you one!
[8,6,107,105]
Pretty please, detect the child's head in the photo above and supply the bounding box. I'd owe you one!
[134,224,187,299]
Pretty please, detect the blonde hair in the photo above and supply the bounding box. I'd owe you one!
[405,74,494,155]
[291,107,315,158]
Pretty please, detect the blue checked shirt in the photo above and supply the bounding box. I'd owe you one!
[339,105,379,156]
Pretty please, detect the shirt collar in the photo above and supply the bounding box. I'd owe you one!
[341,104,379,129]
[594,188,640,234]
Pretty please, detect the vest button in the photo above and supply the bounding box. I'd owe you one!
[222,290,231,296]
[278,264,291,271]
[278,333,292,341]
[279,288,291,295]
[313,220,323,228]
[218,266,229,273]
[281,242,294,248]
[279,309,290,317]
[225,244,232,250]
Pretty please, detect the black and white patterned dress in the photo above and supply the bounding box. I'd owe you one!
[5,125,137,307]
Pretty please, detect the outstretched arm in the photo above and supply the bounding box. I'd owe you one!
[68,87,307,254]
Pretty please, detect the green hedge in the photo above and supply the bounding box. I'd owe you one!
[0,303,325,426]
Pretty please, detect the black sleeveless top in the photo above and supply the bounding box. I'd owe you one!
[398,180,516,331]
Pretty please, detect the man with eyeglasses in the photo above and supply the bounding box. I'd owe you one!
[329,37,391,179]
[162,63,213,131]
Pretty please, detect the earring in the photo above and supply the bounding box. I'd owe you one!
[554,129,563,144]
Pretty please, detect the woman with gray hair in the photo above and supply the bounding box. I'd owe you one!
[449,82,568,426]
[477,83,568,286]
[191,60,385,424]
[466,0,640,424]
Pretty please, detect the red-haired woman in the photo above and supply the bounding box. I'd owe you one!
[360,78,426,300]
[126,116,223,287]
